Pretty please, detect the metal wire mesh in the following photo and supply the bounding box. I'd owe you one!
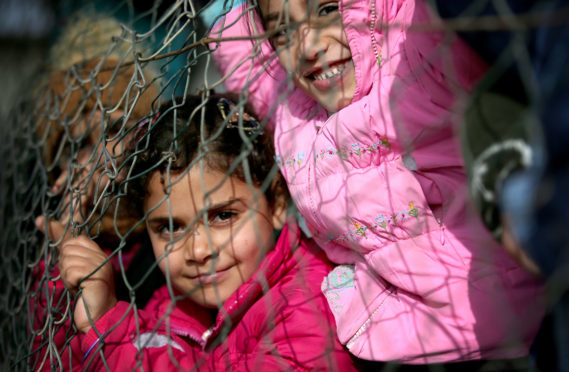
[1,0,568,371]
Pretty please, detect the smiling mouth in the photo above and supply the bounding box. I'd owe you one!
[190,267,231,284]
[309,61,348,81]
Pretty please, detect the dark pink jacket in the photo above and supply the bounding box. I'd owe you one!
[71,224,356,371]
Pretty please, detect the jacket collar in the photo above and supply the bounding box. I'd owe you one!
[203,223,300,350]
[340,0,382,103]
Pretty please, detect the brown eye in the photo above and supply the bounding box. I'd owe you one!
[270,24,292,46]
[158,223,184,239]
[318,3,339,16]
[211,210,238,224]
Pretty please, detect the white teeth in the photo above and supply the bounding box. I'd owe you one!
[313,63,345,80]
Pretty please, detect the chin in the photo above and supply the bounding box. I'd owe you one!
[336,96,353,111]
[323,97,352,113]
[299,83,354,113]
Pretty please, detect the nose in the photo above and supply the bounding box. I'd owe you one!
[183,226,217,264]
[298,23,327,61]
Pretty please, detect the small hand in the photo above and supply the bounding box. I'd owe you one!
[35,217,117,334]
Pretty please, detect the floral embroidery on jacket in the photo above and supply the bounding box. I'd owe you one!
[309,202,420,244]
[275,138,391,169]
[321,265,356,315]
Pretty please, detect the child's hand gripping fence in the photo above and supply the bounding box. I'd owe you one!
[0,0,568,371]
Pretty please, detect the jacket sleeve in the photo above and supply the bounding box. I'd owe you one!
[320,0,475,308]
[319,0,542,363]
[320,101,542,362]
[208,3,287,126]
[80,302,202,370]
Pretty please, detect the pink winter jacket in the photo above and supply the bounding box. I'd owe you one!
[53,224,357,371]
[209,0,546,364]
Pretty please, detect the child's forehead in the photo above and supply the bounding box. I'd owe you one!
[146,166,225,189]
[143,166,249,205]
[142,166,271,222]
[259,0,310,16]
[259,0,337,23]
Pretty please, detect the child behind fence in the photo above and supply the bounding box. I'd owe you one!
[29,14,165,370]
[36,95,357,370]
[202,0,546,364]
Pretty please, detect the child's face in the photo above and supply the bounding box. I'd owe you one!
[144,166,284,308]
[259,0,356,113]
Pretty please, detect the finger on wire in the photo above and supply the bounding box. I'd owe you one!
[35,216,71,243]
[58,236,109,292]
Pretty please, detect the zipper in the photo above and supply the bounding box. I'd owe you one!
[201,328,213,344]
[346,286,393,350]
[438,218,445,246]
[170,325,206,348]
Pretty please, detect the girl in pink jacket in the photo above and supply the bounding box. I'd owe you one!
[34,95,357,371]
[203,0,546,364]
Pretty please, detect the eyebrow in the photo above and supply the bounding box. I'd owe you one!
[264,12,283,24]
[263,11,306,30]
[146,217,171,227]
[146,198,246,225]
[205,198,245,213]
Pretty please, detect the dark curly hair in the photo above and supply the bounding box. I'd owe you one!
[123,94,287,219]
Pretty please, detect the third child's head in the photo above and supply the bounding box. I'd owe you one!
[128,96,287,308]
[255,0,356,113]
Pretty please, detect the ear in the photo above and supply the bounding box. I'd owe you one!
[271,194,288,230]
[268,173,289,230]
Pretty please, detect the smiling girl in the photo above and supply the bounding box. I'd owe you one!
[203,0,546,364]
[46,95,357,370]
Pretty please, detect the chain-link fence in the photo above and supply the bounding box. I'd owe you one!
[1,0,568,370]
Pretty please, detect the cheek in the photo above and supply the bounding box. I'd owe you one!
[152,243,167,271]
[228,235,261,273]
[229,237,259,262]
[156,248,185,278]
[151,241,176,273]
[232,225,273,264]
[277,49,298,74]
